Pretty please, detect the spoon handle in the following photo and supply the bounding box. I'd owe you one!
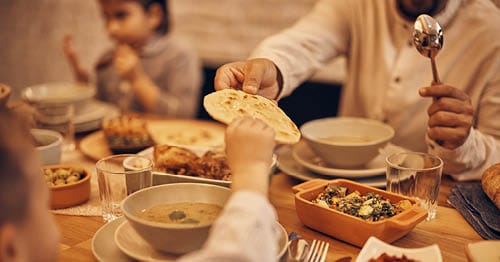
[430,58,441,84]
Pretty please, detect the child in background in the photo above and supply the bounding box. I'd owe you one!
[64,0,202,117]
[0,110,59,261]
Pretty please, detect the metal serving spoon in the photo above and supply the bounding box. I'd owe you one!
[413,14,443,84]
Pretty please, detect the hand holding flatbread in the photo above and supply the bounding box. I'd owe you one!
[203,89,300,144]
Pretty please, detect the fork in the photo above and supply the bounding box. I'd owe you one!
[304,239,329,262]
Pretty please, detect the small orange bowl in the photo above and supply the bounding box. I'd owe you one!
[43,165,91,209]
[293,179,427,247]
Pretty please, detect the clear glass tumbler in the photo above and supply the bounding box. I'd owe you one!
[96,154,153,222]
[386,151,443,220]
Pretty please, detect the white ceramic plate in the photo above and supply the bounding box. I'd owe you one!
[114,220,288,261]
[138,146,278,188]
[91,217,132,262]
[74,99,120,133]
[292,141,406,178]
[356,236,442,262]
[276,144,386,188]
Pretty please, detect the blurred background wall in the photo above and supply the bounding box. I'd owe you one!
[0,0,344,97]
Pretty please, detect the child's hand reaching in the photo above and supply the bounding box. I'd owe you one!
[225,117,276,196]
[114,44,143,81]
[62,34,90,83]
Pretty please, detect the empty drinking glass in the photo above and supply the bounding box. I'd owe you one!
[386,152,443,220]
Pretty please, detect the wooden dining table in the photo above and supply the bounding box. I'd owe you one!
[55,132,483,262]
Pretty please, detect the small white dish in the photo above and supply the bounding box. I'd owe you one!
[465,240,500,262]
[276,145,386,187]
[91,217,131,262]
[114,220,288,261]
[138,146,278,188]
[292,141,386,178]
[356,236,442,262]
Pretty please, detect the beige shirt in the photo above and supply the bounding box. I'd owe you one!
[251,0,500,180]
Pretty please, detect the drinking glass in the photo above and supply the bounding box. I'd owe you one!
[96,154,153,222]
[33,102,75,151]
[385,152,443,220]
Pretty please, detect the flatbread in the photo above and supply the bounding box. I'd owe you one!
[147,119,225,147]
[203,89,300,144]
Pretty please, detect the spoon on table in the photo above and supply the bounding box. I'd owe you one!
[287,232,310,262]
[413,14,444,84]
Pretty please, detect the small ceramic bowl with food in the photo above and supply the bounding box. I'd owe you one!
[293,179,427,247]
[43,165,91,209]
[31,129,63,165]
[300,117,395,168]
[121,183,231,254]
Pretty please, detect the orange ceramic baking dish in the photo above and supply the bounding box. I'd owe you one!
[44,165,91,209]
[293,179,427,247]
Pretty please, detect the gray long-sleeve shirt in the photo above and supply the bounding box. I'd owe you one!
[96,34,203,118]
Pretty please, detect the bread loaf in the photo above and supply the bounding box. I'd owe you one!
[481,163,500,209]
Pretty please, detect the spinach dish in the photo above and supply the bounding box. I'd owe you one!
[313,184,412,221]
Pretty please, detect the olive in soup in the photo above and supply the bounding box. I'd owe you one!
[139,202,222,225]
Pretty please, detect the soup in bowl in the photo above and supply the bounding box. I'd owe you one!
[300,117,395,168]
[121,183,231,254]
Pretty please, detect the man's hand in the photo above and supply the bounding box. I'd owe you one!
[114,44,142,81]
[214,58,282,100]
[419,84,474,149]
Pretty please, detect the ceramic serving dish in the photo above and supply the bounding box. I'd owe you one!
[43,165,91,209]
[138,146,278,188]
[356,236,442,262]
[293,179,427,247]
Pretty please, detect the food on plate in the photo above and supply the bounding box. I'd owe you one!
[368,253,419,262]
[154,144,199,175]
[312,184,412,222]
[481,163,500,208]
[44,166,86,186]
[147,120,225,147]
[138,202,223,225]
[153,145,232,181]
[203,89,300,144]
[102,115,154,153]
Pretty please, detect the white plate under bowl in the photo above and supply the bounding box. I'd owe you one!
[292,140,406,178]
[114,219,288,261]
[276,145,386,188]
[91,217,131,262]
[138,146,278,188]
[356,236,442,262]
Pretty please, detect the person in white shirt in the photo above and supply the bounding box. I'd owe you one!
[214,0,500,181]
